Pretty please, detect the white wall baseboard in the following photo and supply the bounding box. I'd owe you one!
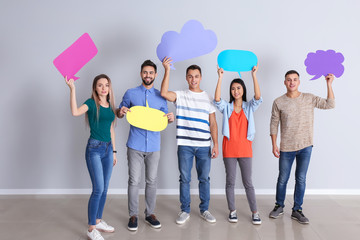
[1,188,360,195]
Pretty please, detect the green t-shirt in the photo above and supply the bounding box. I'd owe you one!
[84,98,115,142]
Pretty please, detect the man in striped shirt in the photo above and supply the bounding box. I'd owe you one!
[160,57,219,224]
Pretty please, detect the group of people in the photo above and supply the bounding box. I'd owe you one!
[65,57,335,240]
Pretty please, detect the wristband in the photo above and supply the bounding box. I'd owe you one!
[113,150,117,153]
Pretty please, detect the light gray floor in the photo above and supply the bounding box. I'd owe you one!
[1,194,360,240]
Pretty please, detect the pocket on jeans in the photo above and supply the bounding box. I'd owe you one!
[87,138,102,149]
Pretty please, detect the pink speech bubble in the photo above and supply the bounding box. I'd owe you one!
[53,33,98,80]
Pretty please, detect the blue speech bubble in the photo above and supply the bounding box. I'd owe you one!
[217,50,258,77]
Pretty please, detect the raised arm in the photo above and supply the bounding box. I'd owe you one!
[160,57,177,102]
[209,112,219,159]
[252,65,261,100]
[325,73,335,99]
[65,76,88,116]
[214,66,224,102]
[313,73,335,109]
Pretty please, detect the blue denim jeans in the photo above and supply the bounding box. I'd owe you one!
[178,146,211,213]
[275,146,312,211]
[85,138,113,225]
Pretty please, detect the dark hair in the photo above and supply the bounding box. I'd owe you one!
[229,78,247,103]
[141,60,157,73]
[186,65,202,76]
[285,70,299,78]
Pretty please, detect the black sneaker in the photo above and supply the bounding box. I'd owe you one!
[127,216,138,231]
[291,209,309,224]
[145,214,161,229]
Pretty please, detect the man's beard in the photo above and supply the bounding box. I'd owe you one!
[142,78,155,86]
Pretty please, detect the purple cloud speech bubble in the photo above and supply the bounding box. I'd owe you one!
[304,49,344,80]
[156,20,217,69]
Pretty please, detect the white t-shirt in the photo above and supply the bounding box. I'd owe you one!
[174,90,216,147]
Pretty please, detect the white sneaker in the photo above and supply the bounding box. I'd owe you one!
[200,210,216,223]
[176,211,190,224]
[252,212,262,225]
[228,210,238,223]
[96,220,115,232]
[87,229,104,240]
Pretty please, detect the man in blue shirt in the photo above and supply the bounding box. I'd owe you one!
[117,60,174,231]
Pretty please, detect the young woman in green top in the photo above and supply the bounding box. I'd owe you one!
[65,74,117,240]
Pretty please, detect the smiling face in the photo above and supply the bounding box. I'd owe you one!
[231,82,244,100]
[284,73,300,93]
[141,66,157,87]
[95,78,110,97]
[186,69,202,91]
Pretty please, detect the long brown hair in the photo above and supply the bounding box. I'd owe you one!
[86,74,116,125]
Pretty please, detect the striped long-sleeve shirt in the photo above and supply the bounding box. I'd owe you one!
[174,90,216,147]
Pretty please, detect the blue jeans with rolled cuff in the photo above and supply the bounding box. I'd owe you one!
[85,138,113,225]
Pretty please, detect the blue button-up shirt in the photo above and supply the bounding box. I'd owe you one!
[119,85,168,152]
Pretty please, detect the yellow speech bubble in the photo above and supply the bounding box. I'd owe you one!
[126,101,168,132]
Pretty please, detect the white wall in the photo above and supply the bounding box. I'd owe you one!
[1,0,359,194]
